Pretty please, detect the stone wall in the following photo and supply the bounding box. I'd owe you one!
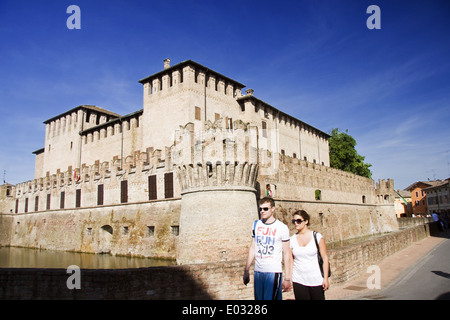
[0,214,13,247]
[0,260,253,300]
[4,199,180,259]
[327,223,431,284]
[0,223,432,300]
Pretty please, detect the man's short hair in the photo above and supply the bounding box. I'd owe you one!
[259,196,275,208]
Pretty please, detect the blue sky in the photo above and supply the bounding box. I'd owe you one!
[1,0,449,190]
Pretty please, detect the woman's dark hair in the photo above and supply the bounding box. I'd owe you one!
[293,210,310,226]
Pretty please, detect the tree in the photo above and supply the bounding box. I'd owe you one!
[328,128,372,179]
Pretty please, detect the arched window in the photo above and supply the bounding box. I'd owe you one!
[315,189,322,201]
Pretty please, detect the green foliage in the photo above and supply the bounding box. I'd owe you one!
[328,128,372,179]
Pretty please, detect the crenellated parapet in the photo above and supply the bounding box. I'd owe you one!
[12,145,175,213]
[173,119,259,193]
[375,178,395,204]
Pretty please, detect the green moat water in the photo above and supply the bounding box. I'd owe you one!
[0,246,176,269]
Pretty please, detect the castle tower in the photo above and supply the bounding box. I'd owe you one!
[139,59,246,153]
[375,179,399,232]
[174,121,259,264]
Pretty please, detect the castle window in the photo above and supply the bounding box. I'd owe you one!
[164,172,174,199]
[315,189,322,201]
[46,194,51,210]
[206,162,213,177]
[225,117,233,129]
[76,189,81,208]
[147,226,155,237]
[262,121,267,138]
[362,195,366,203]
[121,180,128,203]
[195,106,201,121]
[35,196,39,212]
[60,191,65,209]
[24,198,28,213]
[15,199,18,213]
[171,226,179,236]
[97,184,104,205]
[148,175,157,200]
[122,226,129,235]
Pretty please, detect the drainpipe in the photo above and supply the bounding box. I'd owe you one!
[77,109,85,170]
[120,118,123,170]
[204,69,209,123]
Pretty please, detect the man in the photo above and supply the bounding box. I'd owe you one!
[243,197,292,300]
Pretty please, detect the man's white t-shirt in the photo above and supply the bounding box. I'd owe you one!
[252,219,290,273]
[290,231,324,286]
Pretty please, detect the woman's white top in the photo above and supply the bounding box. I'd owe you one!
[290,231,324,286]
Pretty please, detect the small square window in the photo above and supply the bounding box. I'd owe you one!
[171,226,179,236]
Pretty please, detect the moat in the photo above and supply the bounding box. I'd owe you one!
[0,246,176,269]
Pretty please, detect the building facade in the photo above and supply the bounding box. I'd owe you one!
[424,178,450,215]
[405,180,442,216]
[0,59,398,264]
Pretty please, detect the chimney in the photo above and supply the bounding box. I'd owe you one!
[246,88,254,96]
[164,58,171,69]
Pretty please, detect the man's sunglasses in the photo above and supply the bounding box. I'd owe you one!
[292,219,305,224]
[259,207,271,211]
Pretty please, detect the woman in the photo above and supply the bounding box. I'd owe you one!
[289,210,329,300]
[266,184,273,197]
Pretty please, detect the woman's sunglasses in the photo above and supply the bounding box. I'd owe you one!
[292,219,305,224]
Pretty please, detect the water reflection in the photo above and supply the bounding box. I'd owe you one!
[0,247,176,269]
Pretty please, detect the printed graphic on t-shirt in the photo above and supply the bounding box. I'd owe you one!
[255,225,277,258]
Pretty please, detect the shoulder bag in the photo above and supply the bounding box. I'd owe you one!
[313,231,331,278]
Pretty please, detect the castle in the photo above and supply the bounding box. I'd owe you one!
[0,59,398,265]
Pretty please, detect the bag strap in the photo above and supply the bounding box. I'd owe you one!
[313,231,320,251]
[252,220,259,237]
